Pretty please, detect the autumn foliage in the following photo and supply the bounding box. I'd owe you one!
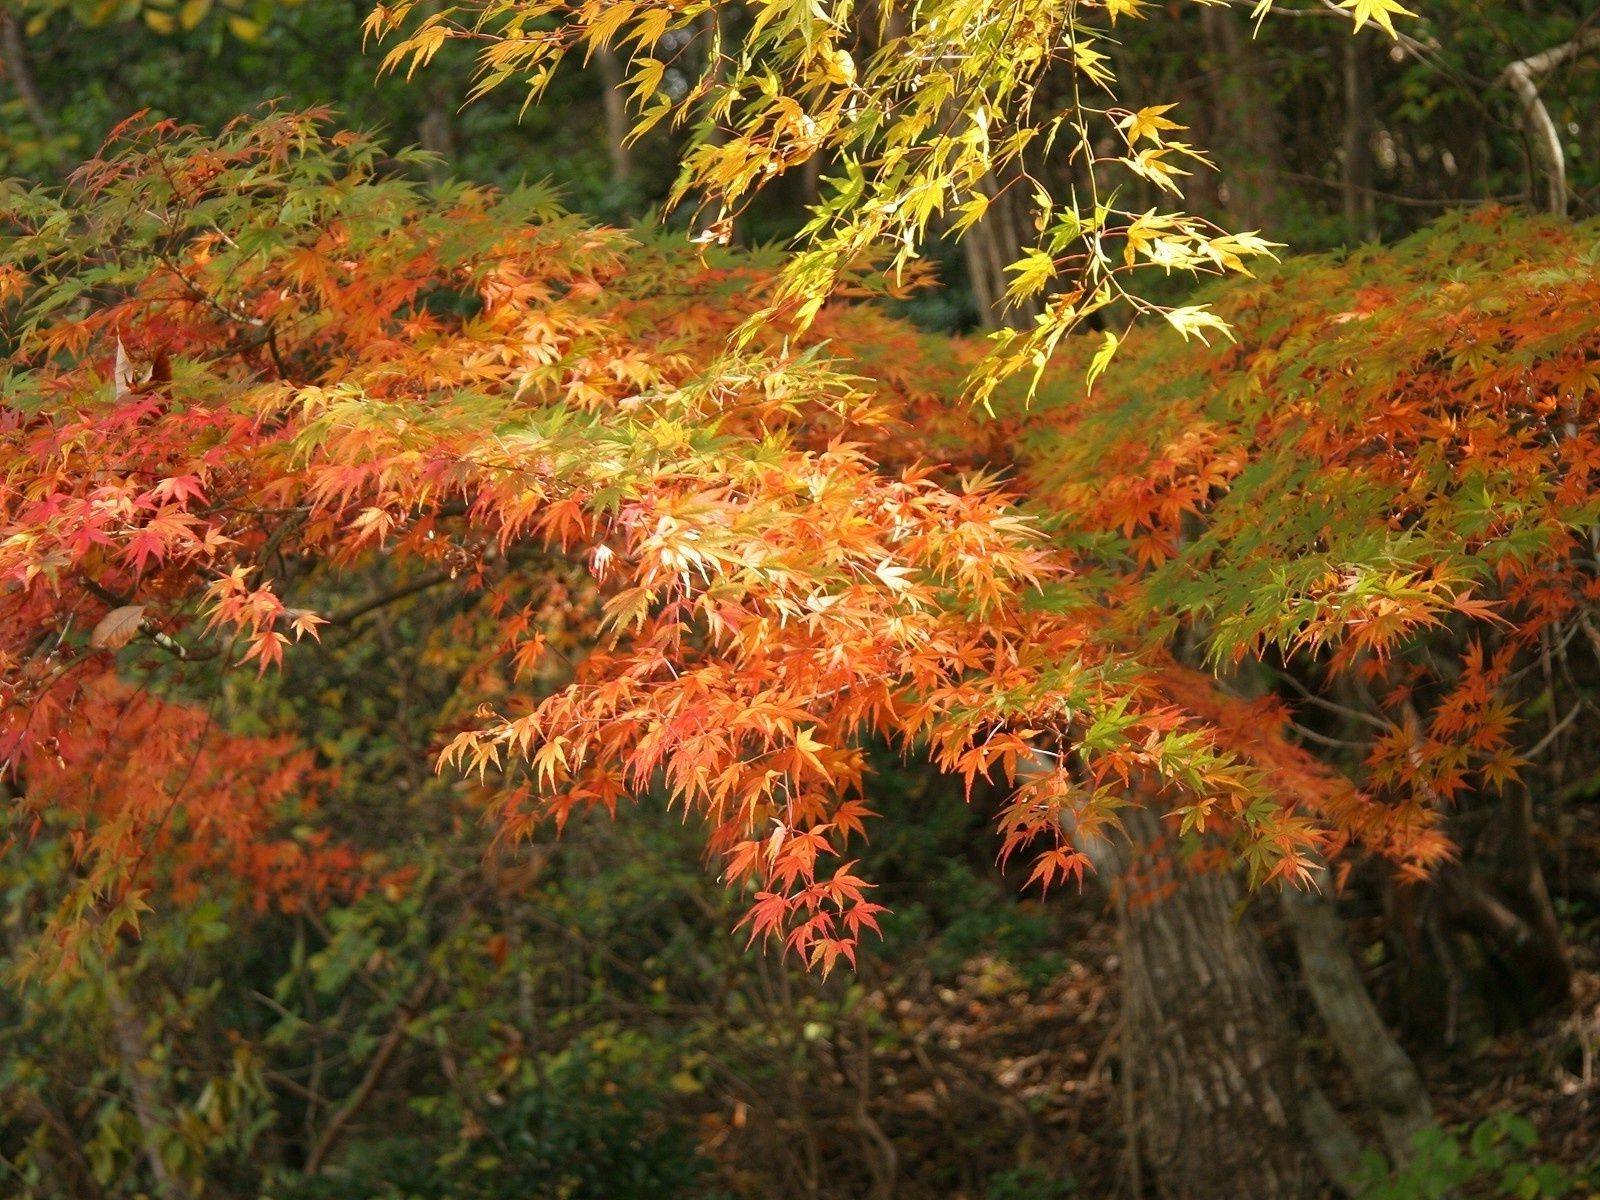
[4,111,1600,973]
[1011,210,1600,879]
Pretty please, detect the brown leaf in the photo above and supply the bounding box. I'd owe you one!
[113,338,139,403]
[90,605,146,650]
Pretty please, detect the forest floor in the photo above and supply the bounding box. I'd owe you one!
[702,888,1599,1199]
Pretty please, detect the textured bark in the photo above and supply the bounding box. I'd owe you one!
[1297,1082,1369,1195]
[1117,806,1319,1200]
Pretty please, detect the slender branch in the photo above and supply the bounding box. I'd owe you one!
[1277,668,1391,732]
[79,575,220,662]
[1523,699,1584,760]
[1287,721,1370,751]
[321,570,454,628]
[79,575,132,608]
[6,1091,106,1200]
[257,508,310,573]
[1275,169,1522,209]
[301,971,436,1177]
[0,11,63,174]
[1497,29,1600,215]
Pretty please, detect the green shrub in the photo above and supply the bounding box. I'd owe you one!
[1355,1114,1589,1200]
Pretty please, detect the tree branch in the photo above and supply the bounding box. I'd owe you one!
[1497,29,1600,215]
[0,11,63,174]
[302,971,436,1177]
[321,570,455,628]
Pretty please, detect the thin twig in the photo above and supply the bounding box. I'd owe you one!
[1523,699,1585,760]
[322,570,455,627]
[1277,668,1391,731]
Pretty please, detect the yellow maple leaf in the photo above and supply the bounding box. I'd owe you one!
[1336,0,1416,36]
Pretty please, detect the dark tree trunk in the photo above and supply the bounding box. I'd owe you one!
[1498,786,1574,1006]
[1117,806,1319,1200]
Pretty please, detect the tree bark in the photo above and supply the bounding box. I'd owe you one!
[595,45,633,192]
[1116,806,1319,1200]
[1199,6,1281,232]
[1340,33,1377,241]
[1281,874,1433,1165]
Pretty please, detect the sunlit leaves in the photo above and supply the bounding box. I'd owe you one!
[1333,0,1418,37]
[360,0,1360,394]
[6,111,1538,980]
[1017,208,1600,874]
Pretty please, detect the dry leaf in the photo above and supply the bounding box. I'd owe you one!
[90,605,146,649]
[113,338,139,403]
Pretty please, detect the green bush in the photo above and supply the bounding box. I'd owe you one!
[280,1049,711,1200]
[1355,1114,1590,1200]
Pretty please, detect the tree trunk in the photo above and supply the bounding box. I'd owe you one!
[0,9,65,176]
[1498,786,1574,1008]
[416,2,455,175]
[595,45,634,192]
[1199,6,1281,232]
[106,975,200,1200]
[1117,806,1319,1200]
[961,170,1044,332]
[1340,33,1377,241]
[1281,874,1433,1165]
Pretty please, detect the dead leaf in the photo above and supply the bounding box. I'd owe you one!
[113,338,140,403]
[90,605,146,649]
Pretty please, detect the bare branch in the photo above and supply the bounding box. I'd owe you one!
[1497,29,1600,215]
[302,972,436,1177]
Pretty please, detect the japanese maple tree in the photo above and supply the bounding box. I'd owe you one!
[2,110,1362,971]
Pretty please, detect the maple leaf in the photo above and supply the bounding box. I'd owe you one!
[1334,0,1417,36]
[1118,104,1183,147]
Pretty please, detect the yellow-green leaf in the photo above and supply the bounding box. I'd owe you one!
[1335,0,1416,36]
